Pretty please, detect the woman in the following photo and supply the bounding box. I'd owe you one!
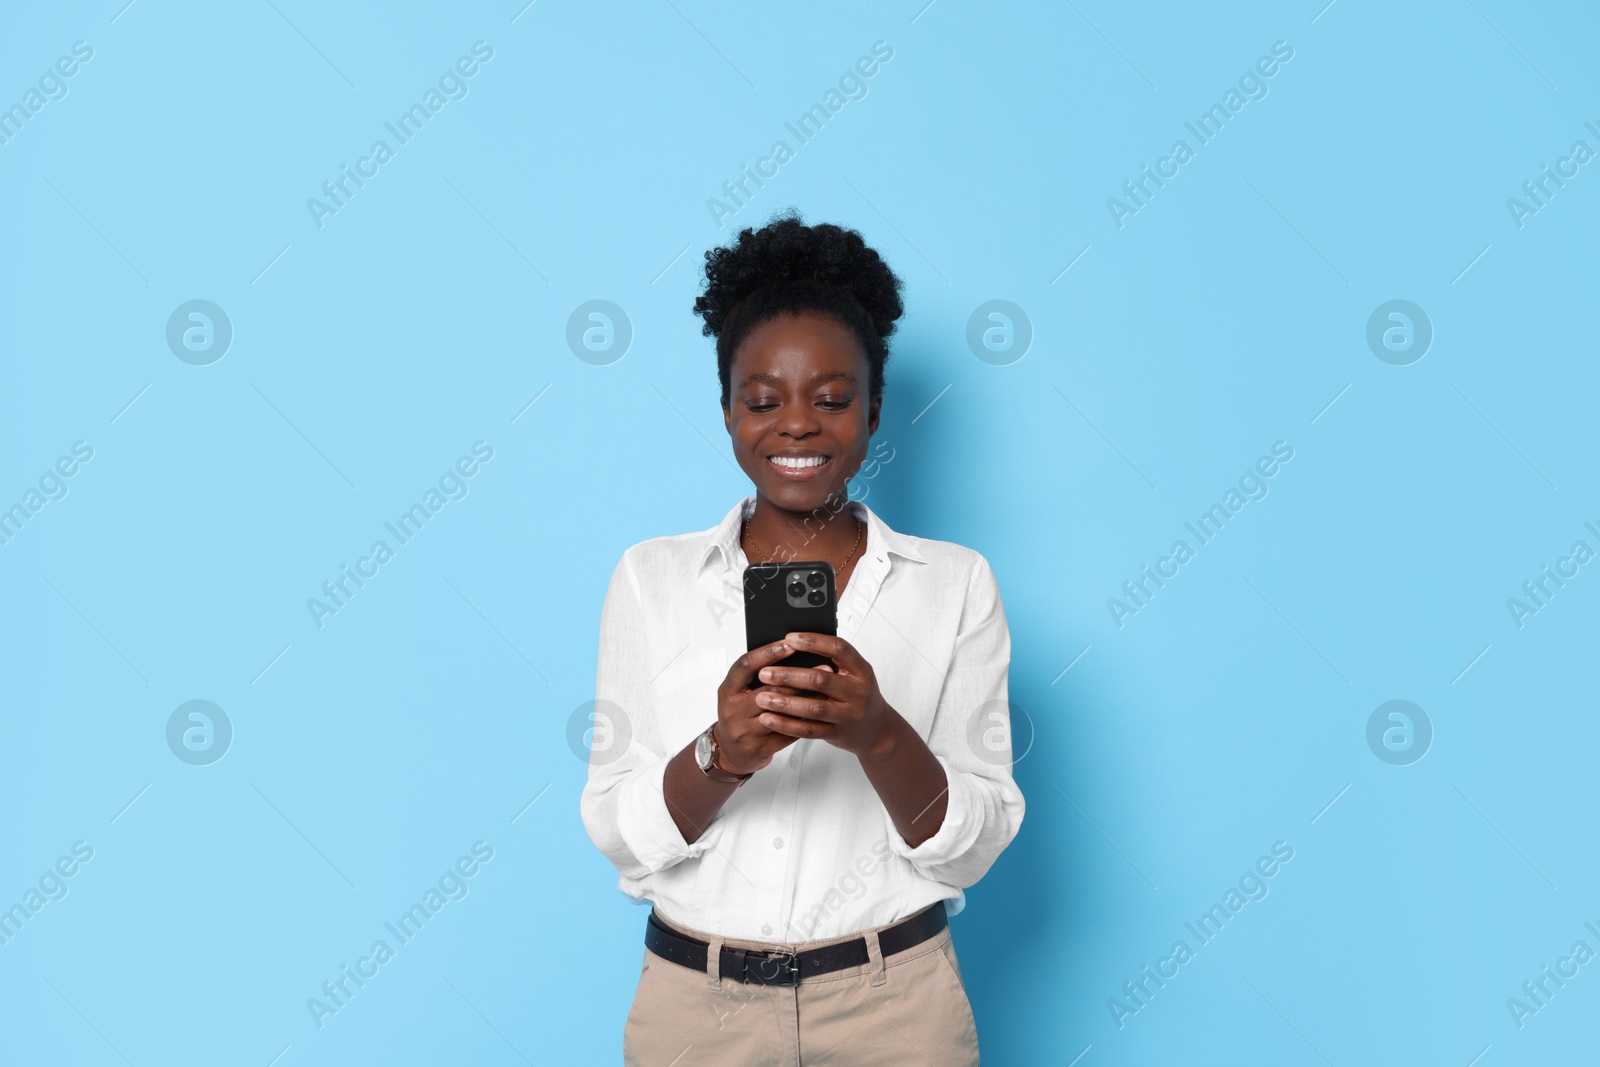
[581,213,1025,1065]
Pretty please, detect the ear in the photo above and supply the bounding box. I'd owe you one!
[867,393,881,436]
[722,400,732,434]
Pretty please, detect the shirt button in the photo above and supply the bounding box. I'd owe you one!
[773,837,785,849]
[761,923,773,936]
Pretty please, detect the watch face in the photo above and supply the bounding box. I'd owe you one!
[695,728,713,770]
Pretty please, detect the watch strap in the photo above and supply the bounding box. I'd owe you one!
[701,724,752,785]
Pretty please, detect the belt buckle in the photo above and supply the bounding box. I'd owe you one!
[747,948,800,986]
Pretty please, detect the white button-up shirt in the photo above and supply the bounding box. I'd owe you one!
[580,495,1025,942]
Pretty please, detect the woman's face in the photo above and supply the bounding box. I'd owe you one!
[723,312,881,516]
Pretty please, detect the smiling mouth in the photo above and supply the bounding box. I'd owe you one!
[766,453,831,477]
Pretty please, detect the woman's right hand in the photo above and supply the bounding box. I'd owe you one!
[714,639,806,776]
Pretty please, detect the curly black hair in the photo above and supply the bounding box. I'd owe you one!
[693,211,905,406]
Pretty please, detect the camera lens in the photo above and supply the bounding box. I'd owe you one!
[807,571,824,588]
[788,582,806,598]
[807,590,825,606]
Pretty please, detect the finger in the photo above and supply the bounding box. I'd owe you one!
[727,639,793,685]
[735,685,804,733]
[758,712,832,739]
[755,665,837,693]
[751,684,808,704]
[759,730,802,755]
[754,689,835,722]
[784,632,865,673]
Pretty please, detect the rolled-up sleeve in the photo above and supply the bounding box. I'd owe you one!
[883,552,1025,886]
[579,548,725,890]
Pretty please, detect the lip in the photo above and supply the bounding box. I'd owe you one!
[765,453,832,480]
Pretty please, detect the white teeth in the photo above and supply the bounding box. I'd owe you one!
[769,455,827,469]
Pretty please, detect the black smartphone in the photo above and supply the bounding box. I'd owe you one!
[744,560,838,670]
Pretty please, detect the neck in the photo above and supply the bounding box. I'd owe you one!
[745,493,859,562]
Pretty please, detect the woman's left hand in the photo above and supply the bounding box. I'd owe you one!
[753,632,901,761]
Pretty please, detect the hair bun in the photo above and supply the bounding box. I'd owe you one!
[695,212,903,341]
[695,211,905,404]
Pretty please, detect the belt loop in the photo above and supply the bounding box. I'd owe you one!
[706,936,724,990]
[864,929,888,987]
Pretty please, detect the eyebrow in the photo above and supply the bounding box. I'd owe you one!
[737,371,856,389]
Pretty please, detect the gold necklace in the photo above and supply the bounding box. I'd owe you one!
[743,512,864,575]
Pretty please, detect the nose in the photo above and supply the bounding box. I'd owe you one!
[775,402,820,439]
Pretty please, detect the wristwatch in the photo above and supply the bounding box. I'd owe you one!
[695,723,752,786]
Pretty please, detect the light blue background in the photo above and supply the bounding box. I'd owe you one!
[3,1,1597,1064]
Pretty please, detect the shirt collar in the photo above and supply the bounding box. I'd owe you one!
[698,495,927,574]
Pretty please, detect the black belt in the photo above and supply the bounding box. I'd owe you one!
[644,901,947,987]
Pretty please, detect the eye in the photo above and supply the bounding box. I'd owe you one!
[746,398,778,412]
[817,395,853,410]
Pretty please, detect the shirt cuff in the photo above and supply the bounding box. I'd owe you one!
[615,750,724,873]
[884,754,985,868]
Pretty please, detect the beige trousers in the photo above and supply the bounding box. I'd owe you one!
[622,906,981,1066]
